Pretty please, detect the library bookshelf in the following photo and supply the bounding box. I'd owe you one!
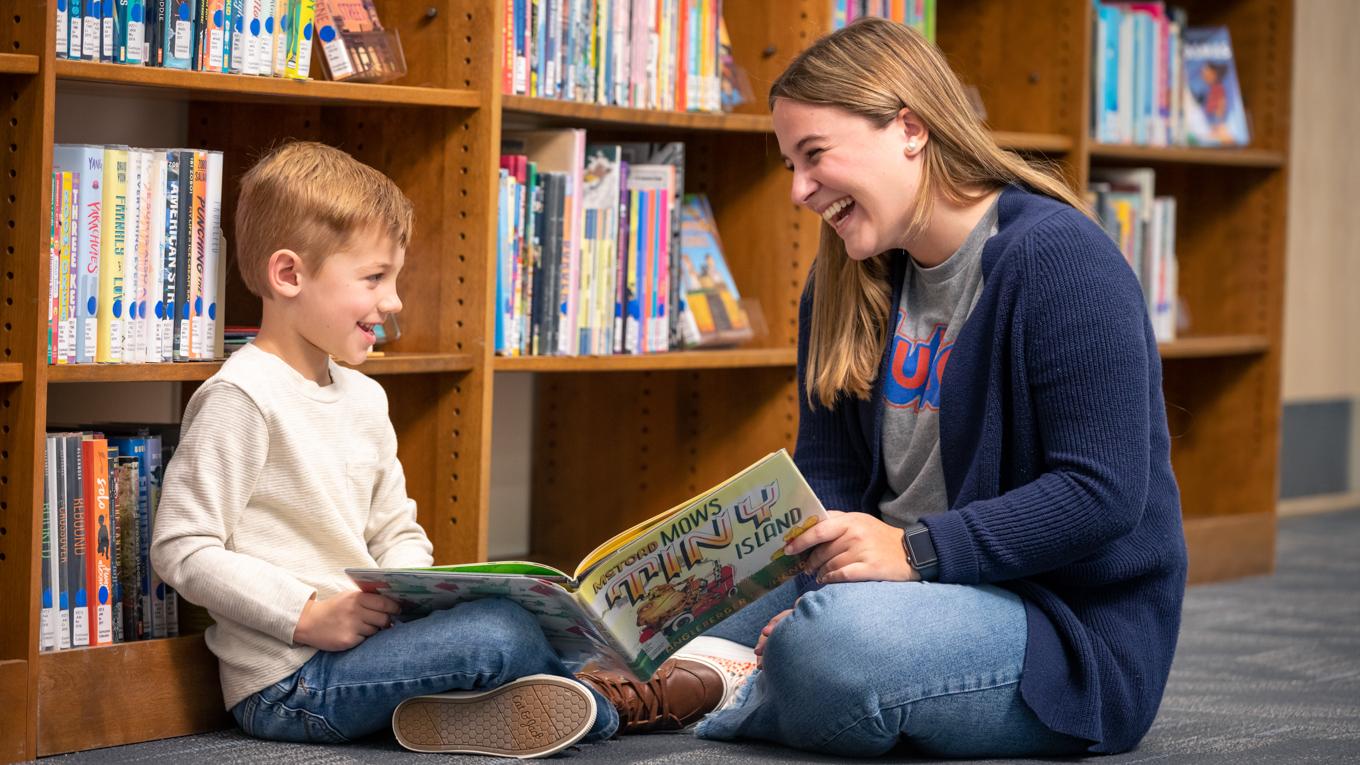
[0,0,1291,759]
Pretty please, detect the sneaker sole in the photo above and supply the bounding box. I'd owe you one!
[392,674,597,758]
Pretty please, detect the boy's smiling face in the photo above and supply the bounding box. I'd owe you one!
[295,231,406,368]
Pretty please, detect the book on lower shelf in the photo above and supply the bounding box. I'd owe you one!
[40,427,182,651]
[348,449,826,680]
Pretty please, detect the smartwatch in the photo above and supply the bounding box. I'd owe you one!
[901,523,939,581]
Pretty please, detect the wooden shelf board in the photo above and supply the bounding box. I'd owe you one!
[0,363,22,383]
[37,636,231,755]
[502,95,774,132]
[992,131,1074,153]
[495,347,796,372]
[0,53,40,75]
[47,352,475,382]
[1090,143,1285,168]
[1158,335,1271,359]
[55,60,481,108]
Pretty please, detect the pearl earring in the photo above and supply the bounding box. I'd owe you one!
[906,140,918,153]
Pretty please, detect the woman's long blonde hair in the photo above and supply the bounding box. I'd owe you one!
[773,18,1087,408]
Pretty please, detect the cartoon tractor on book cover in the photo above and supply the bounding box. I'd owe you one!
[635,560,737,644]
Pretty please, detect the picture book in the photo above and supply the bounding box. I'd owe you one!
[1181,26,1249,147]
[679,194,752,348]
[349,449,825,680]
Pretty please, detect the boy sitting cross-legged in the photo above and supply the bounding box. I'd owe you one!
[151,141,734,758]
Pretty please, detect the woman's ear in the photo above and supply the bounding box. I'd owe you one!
[898,108,929,157]
[266,249,304,299]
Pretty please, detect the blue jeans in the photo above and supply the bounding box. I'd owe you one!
[696,580,1089,758]
[232,598,619,744]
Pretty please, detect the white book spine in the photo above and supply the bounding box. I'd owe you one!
[146,155,167,361]
[199,152,224,359]
[122,152,142,363]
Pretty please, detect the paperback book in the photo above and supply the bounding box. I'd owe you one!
[348,449,825,680]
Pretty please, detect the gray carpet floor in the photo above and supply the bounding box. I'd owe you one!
[37,508,1360,763]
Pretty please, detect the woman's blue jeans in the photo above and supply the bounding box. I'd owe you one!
[697,578,1089,758]
[231,598,619,744]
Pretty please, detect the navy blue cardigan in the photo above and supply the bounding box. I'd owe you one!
[793,186,1187,753]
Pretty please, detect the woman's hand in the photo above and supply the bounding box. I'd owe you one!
[754,609,794,668]
[786,510,918,584]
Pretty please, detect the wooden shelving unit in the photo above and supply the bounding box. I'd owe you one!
[45,353,476,383]
[54,60,482,108]
[0,53,39,75]
[495,348,796,373]
[0,0,1292,760]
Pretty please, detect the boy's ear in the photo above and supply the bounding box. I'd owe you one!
[266,249,304,298]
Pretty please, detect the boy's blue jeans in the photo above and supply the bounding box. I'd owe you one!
[697,578,1090,758]
[231,598,620,744]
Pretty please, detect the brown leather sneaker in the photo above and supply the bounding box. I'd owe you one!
[576,656,731,734]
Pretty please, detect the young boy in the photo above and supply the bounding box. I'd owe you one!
[151,141,732,758]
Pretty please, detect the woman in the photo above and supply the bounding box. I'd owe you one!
[695,18,1187,758]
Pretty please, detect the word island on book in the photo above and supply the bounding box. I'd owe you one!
[348,449,825,680]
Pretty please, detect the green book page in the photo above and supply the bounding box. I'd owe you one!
[420,561,571,579]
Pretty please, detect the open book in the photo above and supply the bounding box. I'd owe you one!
[347,450,825,679]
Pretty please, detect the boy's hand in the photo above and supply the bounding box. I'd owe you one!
[293,591,401,652]
[754,609,794,669]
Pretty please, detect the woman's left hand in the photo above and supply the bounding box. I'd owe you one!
[785,510,918,584]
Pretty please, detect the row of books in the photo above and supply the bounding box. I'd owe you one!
[55,0,316,78]
[1092,3,1250,147]
[48,144,227,365]
[502,0,726,113]
[1088,167,1178,342]
[495,131,751,356]
[831,0,937,40]
[40,430,180,652]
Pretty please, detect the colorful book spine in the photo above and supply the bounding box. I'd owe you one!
[55,146,103,364]
[83,0,104,60]
[114,457,142,639]
[56,172,74,364]
[96,148,128,363]
[48,436,73,650]
[82,437,114,646]
[284,0,313,78]
[162,0,193,68]
[172,151,193,359]
[160,151,182,361]
[40,444,56,652]
[64,435,90,648]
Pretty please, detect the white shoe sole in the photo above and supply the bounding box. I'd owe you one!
[392,674,597,758]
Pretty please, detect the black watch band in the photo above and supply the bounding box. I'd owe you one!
[902,523,939,581]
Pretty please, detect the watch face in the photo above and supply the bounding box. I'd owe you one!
[907,530,937,565]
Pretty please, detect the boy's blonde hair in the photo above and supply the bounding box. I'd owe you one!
[771,18,1089,408]
[235,141,415,297]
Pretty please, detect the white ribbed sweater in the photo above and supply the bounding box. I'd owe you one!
[151,344,434,709]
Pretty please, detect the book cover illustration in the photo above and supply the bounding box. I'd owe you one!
[1181,26,1249,147]
[349,449,825,679]
[679,194,752,348]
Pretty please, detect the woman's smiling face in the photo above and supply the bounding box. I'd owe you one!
[773,98,926,261]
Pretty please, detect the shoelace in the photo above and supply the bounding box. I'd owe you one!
[587,669,680,731]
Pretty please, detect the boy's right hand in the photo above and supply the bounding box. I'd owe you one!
[293,591,401,652]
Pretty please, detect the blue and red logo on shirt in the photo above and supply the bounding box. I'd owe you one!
[883,308,951,411]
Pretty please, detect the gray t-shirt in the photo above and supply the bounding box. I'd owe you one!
[878,196,999,527]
